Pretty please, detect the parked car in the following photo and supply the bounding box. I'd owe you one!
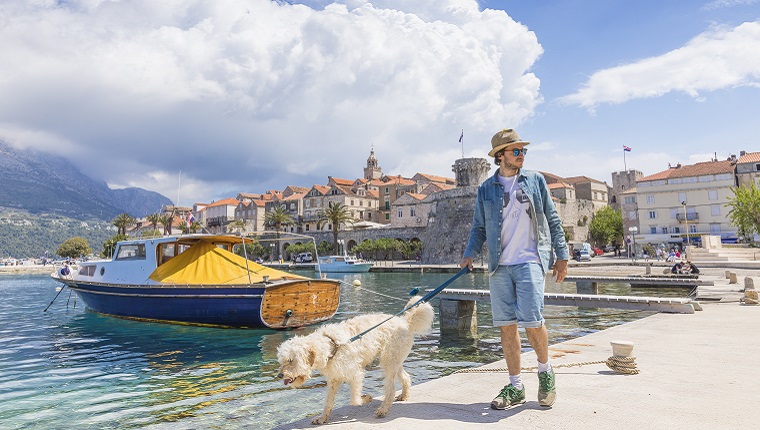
[593,247,604,256]
[578,250,591,261]
[295,252,313,263]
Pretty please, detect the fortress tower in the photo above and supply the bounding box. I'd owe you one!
[452,157,491,187]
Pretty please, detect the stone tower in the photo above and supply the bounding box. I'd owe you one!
[363,146,382,180]
[610,169,643,210]
[452,157,491,187]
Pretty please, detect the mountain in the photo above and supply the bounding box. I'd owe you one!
[0,141,171,220]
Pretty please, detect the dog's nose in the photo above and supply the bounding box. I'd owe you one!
[277,372,283,379]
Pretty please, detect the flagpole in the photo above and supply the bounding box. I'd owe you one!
[623,149,627,172]
[459,129,464,158]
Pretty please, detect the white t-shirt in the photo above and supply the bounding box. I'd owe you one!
[498,173,540,265]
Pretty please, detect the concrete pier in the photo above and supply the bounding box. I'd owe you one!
[276,302,760,429]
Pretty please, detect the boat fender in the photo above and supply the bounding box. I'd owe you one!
[59,266,70,276]
[352,279,362,287]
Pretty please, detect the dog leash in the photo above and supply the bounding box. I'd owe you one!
[346,267,470,344]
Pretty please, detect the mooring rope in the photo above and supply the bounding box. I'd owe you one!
[452,356,639,375]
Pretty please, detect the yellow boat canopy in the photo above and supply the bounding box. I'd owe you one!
[148,241,306,285]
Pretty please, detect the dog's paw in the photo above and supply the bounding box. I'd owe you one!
[374,407,389,418]
[361,394,373,404]
[395,393,409,401]
[311,416,328,425]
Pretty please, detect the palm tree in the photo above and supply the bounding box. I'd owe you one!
[229,219,247,235]
[317,202,357,254]
[146,213,161,231]
[112,213,135,236]
[265,205,294,259]
[159,213,175,236]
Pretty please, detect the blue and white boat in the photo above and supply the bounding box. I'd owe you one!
[51,234,340,328]
[315,254,373,273]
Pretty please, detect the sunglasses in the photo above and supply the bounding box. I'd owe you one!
[505,148,527,156]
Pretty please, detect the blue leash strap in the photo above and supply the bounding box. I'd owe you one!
[347,267,470,343]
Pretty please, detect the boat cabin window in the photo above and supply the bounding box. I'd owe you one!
[115,244,147,260]
[157,243,177,266]
[78,265,95,276]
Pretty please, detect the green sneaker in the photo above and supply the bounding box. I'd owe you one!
[490,384,526,410]
[538,368,556,407]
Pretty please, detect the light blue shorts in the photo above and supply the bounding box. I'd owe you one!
[489,263,545,328]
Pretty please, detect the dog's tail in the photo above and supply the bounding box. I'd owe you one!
[402,297,435,335]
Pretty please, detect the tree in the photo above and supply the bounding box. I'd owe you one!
[102,234,127,258]
[588,207,624,246]
[146,213,161,231]
[726,184,760,241]
[57,237,92,259]
[229,219,247,234]
[317,202,357,253]
[111,213,135,236]
[265,205,294,258]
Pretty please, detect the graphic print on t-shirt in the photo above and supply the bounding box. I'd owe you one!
[498,174,540,265]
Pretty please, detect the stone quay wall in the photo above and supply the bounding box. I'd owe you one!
[294,186,480,265]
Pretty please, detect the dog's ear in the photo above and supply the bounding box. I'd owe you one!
[307,348,316,367]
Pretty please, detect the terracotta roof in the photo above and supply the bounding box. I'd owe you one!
[539,171,566,183]
[384,175,416,186]
[548,182,572,190]
[564,175,606,185]
[329,177,355,186]
[738,152,760,164]
[366,189,379,198]
[638,160,735,182]
[415,173,455,184]
[206,197,240,208]
[405,193,426,201]
[282,192,307,201]
[251,200,266,207]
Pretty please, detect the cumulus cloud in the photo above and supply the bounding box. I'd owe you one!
[0,0,543,203]
[561,20,760,110]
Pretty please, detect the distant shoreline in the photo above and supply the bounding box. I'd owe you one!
[0,265,55,275]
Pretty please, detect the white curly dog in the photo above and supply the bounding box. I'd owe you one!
[276,297,434,425]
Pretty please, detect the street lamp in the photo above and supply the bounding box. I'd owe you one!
[628,226,638,261]
[682,201,689,260]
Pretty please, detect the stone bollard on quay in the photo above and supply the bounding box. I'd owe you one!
[743,277,758,305]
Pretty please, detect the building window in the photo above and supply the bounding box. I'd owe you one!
[398,209,403,218]
[661,227,668,234]
[648,210,656,219]
[650,227,657,234]
[689,224,697,233]
[672,226,680,234]
[351,200,355,206]
[385,213,390,220]
[708,190,718,200]
[624,196,636,204]
[411,207,416,217]
[646,195,655,204]
[711,205,721,216]
[756,163,760,171]
[385,187,390,194]
[305,224,310,231]
[385,201,390,210]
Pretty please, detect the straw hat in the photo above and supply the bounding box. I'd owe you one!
[488,128,530,157]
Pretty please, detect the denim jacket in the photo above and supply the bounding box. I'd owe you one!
[464,169,569,275]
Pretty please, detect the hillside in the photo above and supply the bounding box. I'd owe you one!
[0,210,114,258]
[0,141,171,220]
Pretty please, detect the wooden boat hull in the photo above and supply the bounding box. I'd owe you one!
[65,279,340,329]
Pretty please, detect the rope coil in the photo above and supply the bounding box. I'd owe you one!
[453,356,639,375]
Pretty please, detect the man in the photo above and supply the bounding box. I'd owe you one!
[460,128,569,410]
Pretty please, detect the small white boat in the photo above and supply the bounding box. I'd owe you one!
[316,254,373,273]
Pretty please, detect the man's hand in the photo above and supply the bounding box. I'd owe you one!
[552,259,568,283]
[460,257,473,271]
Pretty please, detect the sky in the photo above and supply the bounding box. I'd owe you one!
[1,0,758,206]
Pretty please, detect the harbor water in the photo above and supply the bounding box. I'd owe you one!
[0,271,687,429]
